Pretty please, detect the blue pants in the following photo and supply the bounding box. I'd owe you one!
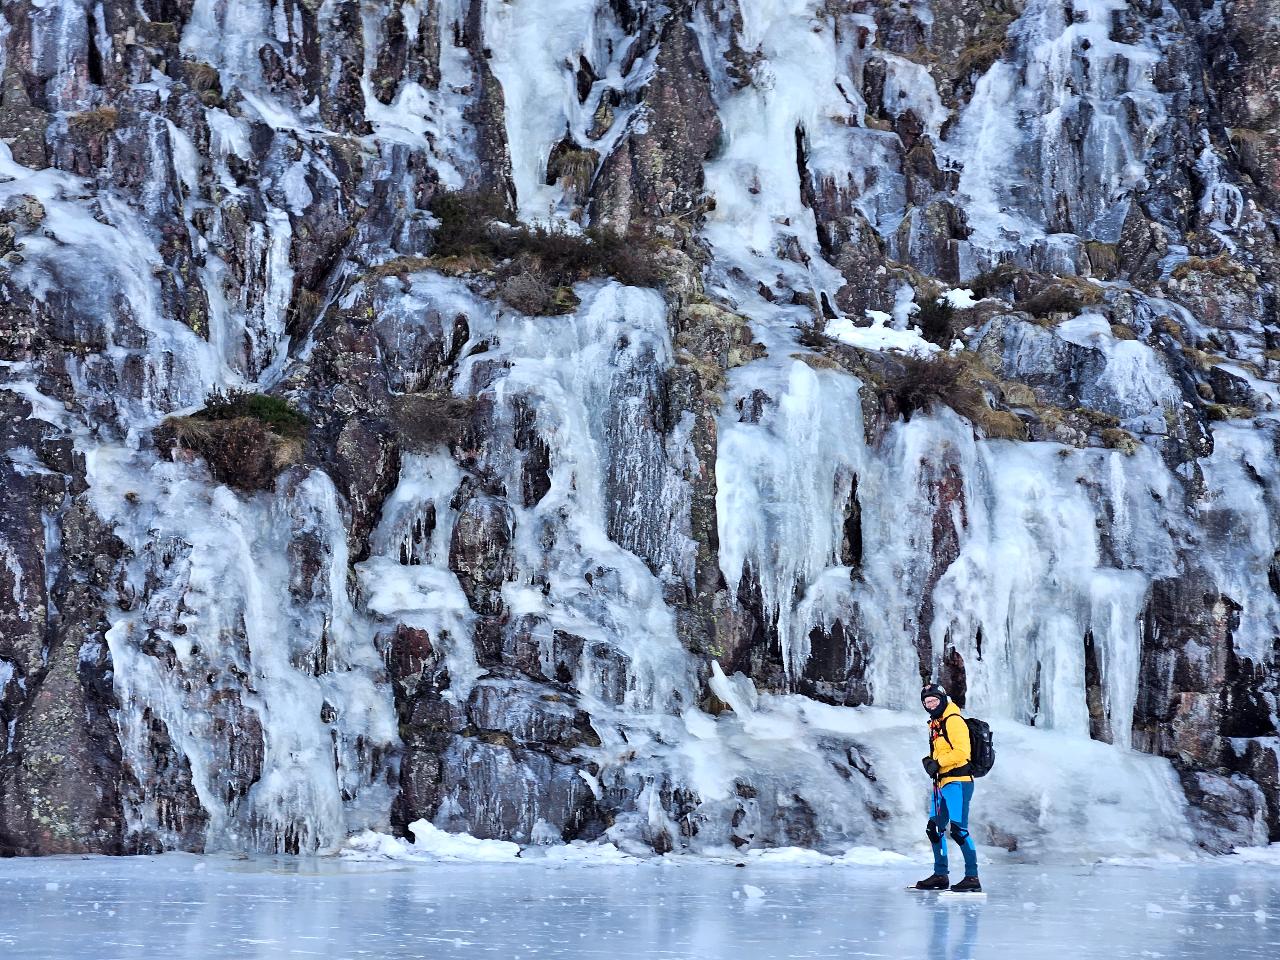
[928,780,978,877]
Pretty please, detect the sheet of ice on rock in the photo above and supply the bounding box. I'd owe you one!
[2,854,1279,959]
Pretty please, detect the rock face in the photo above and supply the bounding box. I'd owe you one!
[590,12,722,236]
[1,0,1279,859]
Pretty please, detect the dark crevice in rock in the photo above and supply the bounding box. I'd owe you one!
[1083,629,1114,745]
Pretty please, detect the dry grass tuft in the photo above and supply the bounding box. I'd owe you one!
[390,393,477,450]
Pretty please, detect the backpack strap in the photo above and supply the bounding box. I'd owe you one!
[938,713,962,746]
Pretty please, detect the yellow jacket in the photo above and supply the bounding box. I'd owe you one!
[929,702,973,786]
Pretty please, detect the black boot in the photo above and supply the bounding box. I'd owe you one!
[949,876,982,893]
[914,873,949,890]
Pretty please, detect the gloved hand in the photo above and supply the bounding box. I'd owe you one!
[922,756,941,779]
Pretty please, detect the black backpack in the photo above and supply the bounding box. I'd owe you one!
[941,713,996,778]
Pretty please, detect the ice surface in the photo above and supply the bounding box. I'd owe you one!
[1232,845,1280,866]
[1,854,1278,959]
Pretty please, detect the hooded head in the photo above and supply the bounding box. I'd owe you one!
[920,682,949,720]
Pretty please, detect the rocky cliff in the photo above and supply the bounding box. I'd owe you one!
[0,0,1278,858]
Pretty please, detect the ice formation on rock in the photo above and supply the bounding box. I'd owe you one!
[1,0,1278,858]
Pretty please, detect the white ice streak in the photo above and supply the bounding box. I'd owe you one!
[364,275,699,717]
[360,450,483,702]
[929,437,1176,747]
[1054,314,1183,430]
[25,0,92,111]
[482,0,603,221]
[716,359,862,678]
[701,0,899,302]
[715,354,1180,755]
[90,446,397,854]
[0,144,223,425]
[1199,425,1280,663]
[182,0,311,129]
[942,0,1167,263]
[1194,134,1245,235]
[358,0,477,187]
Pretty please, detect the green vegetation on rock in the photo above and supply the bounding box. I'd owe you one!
[192,388,310,439]
[158,390,310,491]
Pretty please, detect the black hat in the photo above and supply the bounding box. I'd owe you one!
[920,682,949,719]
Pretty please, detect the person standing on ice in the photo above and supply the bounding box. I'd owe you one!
[913,683,982,893]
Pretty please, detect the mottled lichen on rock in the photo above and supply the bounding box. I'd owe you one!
[389,393,477,452]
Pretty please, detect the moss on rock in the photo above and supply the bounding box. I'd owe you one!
[1101,427,1139,454]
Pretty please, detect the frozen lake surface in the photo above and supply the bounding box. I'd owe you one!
[2,853,1279,959]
